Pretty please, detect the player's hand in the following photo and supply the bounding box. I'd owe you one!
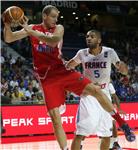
[64,59,78,71]
[118,108,126,115]
[19,16,29,31]
[65,61,72,70]
[2,11,11,27]
[116,61,128,75]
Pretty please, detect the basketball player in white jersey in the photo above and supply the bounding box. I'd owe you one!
[65,30,135,150]
[76,82,123,150]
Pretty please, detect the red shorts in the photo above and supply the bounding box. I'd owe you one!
[39,68,91,110]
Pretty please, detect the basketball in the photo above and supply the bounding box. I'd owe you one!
[3,6,24,24]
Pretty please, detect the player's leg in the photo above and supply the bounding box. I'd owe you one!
[74,95,106,150]
[65,72,114,112]
[41,80,68,150]
[100,137,110,150]
[83,83,114,112]
[65,72,135,142]
[79,130,111,150]
[96,105,112,150]
[83,83,135,142]
[71,135,85,150]
[112,120,118,138]
[110,120,122,150]
[80,136,85,150]
[49,108,68,150]
[72,95,100,150]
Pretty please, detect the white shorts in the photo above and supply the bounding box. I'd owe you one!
[76,89,113,137]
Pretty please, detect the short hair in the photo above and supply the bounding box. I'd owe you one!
[42,5,59,15]
[89,30,101,39]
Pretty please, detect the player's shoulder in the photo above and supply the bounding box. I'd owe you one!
[77,48,88,55]
[102,46,114,52]
[56,24,64,30]
[56,24,64,28]
[102,46,115,54]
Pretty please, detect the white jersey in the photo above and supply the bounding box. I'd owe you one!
[109,82,116,95]
[73,46,120,89]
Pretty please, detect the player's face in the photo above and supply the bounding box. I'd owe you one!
[43,9,59,28]
[86,32,101,49]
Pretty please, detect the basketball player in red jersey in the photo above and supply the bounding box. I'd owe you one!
[3,5,135,150]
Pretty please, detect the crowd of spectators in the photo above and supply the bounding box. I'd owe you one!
[1,47,44,105]
[102,30,138,65]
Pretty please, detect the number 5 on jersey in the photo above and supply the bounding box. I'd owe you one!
[94,70,100,78]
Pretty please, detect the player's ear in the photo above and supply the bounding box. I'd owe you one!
[42,13,47,20]
[98,38,102,44]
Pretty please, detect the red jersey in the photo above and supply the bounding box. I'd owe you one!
[29,25,91,111]
[30,24,63,77]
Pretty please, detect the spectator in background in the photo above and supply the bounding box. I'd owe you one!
[18,81,26,95]
[15,56,23,68]
[9,76,19,89]
[4,90,12,100]
[128,59,136,71]
[37,93,44,104]
[8,53,16,65]
[1,77,8,94]
[11,88,25,104]
[0,55,5,64]
[131,80,138,94]
[23,76,30,89]
[25,83,34,100]
[30,75,39,89]
[31,94,38,104]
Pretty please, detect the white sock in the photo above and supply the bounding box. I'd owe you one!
[109,137,118,148]
[114,137,118,142]
[62,146,68,150]
[98,139,101,150]
[81,140,84,146]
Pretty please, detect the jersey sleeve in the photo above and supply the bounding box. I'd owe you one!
[73,50,82,64]
[110,49,120,65]
[109,83,116,94]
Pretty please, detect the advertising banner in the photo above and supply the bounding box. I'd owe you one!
[2,103,138,136]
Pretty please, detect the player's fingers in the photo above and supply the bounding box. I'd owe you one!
[19,16,28,26]
[23,16,29,24]
[18,20,24,26]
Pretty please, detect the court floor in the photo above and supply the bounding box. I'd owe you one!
[1,134,138,150]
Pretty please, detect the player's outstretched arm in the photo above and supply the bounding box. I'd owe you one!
[20,17,64,47]
[3,16,31,43]
[65,50,81,70]
[115,61,128,75]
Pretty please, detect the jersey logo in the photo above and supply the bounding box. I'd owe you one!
[85,62,107,69]
[36,44,54,53]
[35,31,54,53]
[104,52,108,58]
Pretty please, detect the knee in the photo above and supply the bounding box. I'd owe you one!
[101,137,110,143]
[75,135,85,141]
[49,108,62,127]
